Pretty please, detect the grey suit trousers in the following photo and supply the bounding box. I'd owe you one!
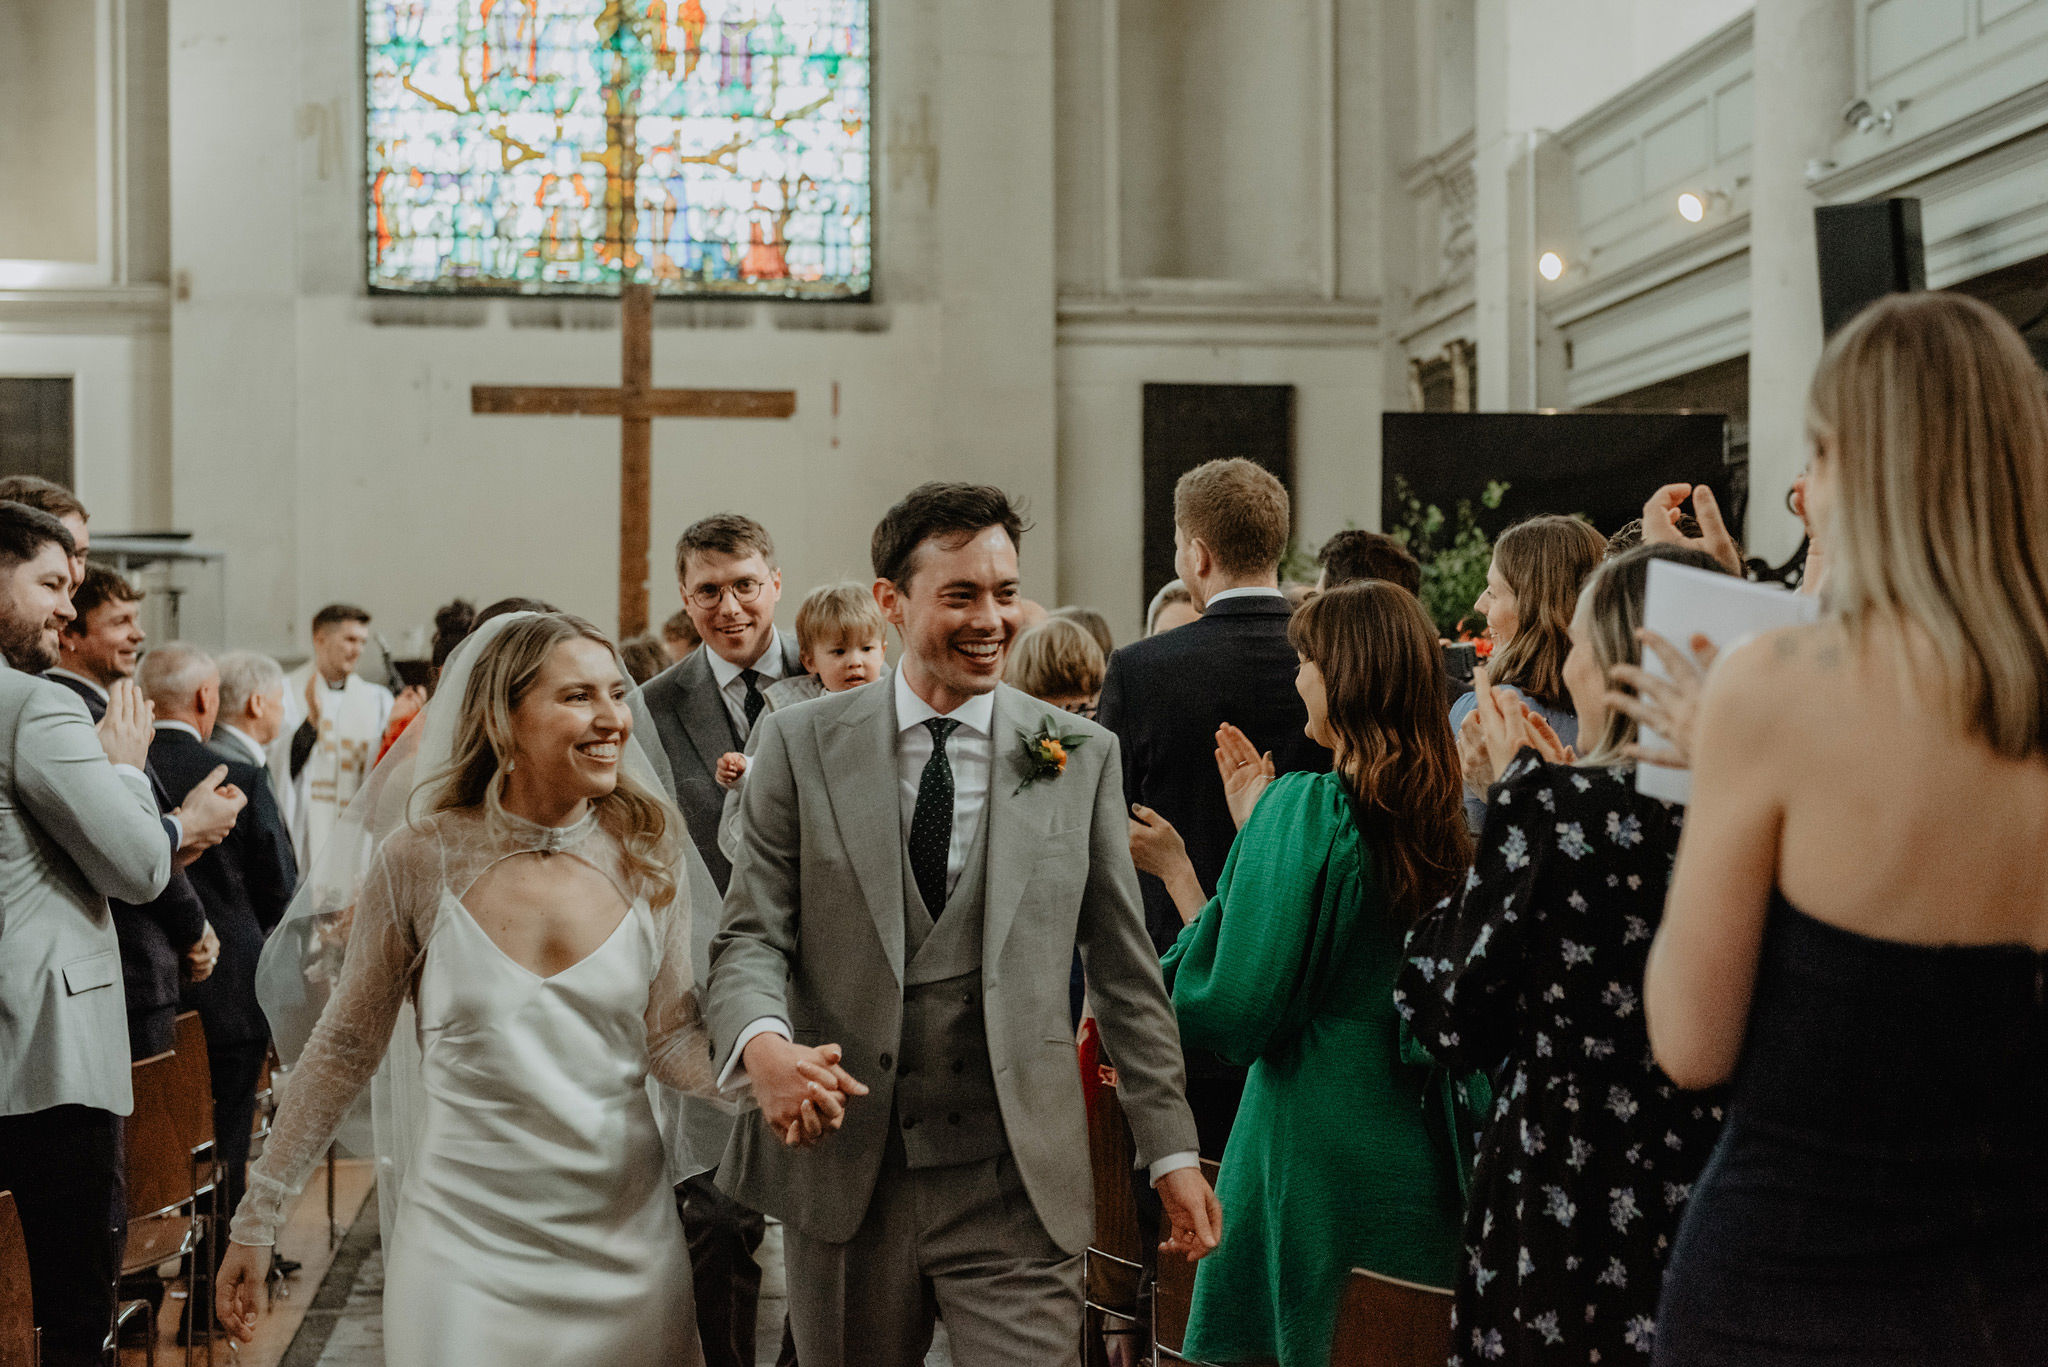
[783,1143,1082,1367]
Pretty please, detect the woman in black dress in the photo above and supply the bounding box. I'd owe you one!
[1400,543,1729,1366]
[1647,294,2048,1364]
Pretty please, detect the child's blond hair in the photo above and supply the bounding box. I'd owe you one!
[795,582,888,660]
[1004,618,1106,702]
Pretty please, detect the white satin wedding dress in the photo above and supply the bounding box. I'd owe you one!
[231,805,717,1366]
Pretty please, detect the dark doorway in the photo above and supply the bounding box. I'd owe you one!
[1141,383,1294,606]
[0,378,76,487]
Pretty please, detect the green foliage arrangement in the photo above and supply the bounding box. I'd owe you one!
[1387,477,1509,635]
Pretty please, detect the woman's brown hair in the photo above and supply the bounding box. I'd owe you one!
[1290,583,1472,921]
[1808,291,2048,759]
[1488,514,1607,708]
[424,612,682,910]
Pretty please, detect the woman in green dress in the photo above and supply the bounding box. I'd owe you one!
[1128,581,1474,1367]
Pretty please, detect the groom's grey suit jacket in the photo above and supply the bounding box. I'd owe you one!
[706,674,1199,1254]
[0,666,173,1117]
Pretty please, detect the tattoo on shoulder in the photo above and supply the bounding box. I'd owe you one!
[1772,632,1800,661]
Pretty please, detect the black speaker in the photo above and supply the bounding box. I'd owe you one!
[1815,198,1926,336]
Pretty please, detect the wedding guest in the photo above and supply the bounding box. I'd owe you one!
[712,583,889,863]
[1316,527,1422,596]
[1128,582,1470,1367]
[46,565,221,1057]
[143,644,297,1306]
[1648,293,2048,1364]
[634,513,802,1367]
[662,608,701,663]
[0,476,89,585]
[1451,515,1605,829]
[0,502,175,1367]
[1050,603,1115,659]
[1400,543,1729,1367]
[280,604,395,867]
[1146,579,1200,636]
[1005,616,1105,717]
[620,634,670,686]
[1099,458,1329,1157]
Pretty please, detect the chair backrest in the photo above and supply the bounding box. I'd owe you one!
[0,1190,36,1367]
[1328,1267,1454,1367]
[170,1010,215,1154]
[1085,1075,1141,1266]
[126,1052,197,1222]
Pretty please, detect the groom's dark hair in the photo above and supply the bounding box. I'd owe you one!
[872,483,1030,588]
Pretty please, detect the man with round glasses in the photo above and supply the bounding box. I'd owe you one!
[633,511,804,1367]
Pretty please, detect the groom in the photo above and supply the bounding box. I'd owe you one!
[707,483,1219,1367]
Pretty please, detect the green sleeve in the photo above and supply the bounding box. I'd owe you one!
[1162,772,1373,1067]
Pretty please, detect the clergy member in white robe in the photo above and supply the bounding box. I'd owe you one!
[273,604,394,869]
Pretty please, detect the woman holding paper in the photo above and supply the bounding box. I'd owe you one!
[1399,542,1730,1367]
[1648,292,2048,1365]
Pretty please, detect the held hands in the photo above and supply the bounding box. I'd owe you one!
[1155,1166,1223,1263]
[743,1034,869,1148]
[215,1240,268,1343]
[1643,483,1744,577]
[95,679,154,771]
[174,764,247,856]
[1214,724,1274,830]
[715,752,748,790]
[1606,628,1720,770]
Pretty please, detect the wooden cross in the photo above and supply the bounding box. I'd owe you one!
[471,284,796,638]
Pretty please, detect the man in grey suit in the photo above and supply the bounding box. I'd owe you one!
[0,503,176,1367]
[708,484,1221,1367]
[634,512,804,1367]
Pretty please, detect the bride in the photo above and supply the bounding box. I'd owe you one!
[214,612,846,1364]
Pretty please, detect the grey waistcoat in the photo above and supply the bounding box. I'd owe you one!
[892,812,1008,1169]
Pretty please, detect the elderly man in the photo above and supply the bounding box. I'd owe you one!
[141,645,297,1241]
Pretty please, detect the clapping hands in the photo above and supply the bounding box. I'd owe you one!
[743,1034,870,1148]
[1606,629,1720,770]
[1214,724,1274,830]
[1459,666,1573,791]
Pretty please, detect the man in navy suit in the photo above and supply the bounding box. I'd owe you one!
[139,644,296,1240]
[1097,459,1329,1159]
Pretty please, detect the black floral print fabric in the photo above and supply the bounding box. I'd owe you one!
[1397,755,1725,1365]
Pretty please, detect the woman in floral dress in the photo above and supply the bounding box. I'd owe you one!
[1398,544,1728,1365]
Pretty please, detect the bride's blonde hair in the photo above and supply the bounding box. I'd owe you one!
[1807,292,2048,759]
[425,612,681,908]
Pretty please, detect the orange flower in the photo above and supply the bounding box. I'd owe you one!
[1041,739,1068,769]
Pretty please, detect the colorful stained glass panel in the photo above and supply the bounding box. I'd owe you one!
[366,1,871,297]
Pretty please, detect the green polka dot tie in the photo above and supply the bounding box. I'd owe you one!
[910,718,960,916]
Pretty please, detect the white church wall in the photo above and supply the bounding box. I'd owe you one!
[1497,0,1755,137]
[0,0,100,266]
[0,320,171,528]
[170,0,1059,658]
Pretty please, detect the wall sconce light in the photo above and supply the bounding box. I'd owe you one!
[1676,189,1729,224]
[1538,250,1566,281]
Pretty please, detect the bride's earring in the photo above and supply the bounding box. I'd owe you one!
[505,757,516,772]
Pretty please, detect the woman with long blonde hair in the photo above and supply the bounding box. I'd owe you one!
[1126,582,1472,1367]
[1647,292,2048,1363]
[212,613,850,1366]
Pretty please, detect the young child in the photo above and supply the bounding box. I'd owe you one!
[715,583,887,857]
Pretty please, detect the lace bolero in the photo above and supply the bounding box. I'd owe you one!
[229,805,718,1246]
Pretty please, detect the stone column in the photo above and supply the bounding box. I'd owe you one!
[1744,0,1855,561]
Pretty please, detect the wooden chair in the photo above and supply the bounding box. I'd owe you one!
[0,1190,37,1367]
[1079,1075,1144,1367]
[169,1012,220,1365]
[1327,1267,1454,1367]
[112,1051,204,1367]
[1151,1157,1220,1365]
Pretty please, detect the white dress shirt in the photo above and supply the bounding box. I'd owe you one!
[891,667,994,906]
[46,667,109,704]
[1201,585,1287,607]
[705,628,789,740]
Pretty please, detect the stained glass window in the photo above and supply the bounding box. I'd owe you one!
[366,1,870,297]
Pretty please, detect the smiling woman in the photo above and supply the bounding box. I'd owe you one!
[216,611,726,1367]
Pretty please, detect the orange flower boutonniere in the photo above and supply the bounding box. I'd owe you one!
[1013,717,1090,795]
